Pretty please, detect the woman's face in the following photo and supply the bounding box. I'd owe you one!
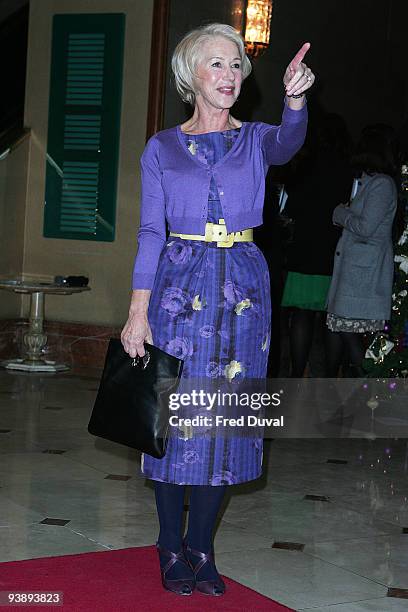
[194,37,243,109]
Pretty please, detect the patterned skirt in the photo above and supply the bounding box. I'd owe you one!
[140,236,272,486]
[326,313,386,333]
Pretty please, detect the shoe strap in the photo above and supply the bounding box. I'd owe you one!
[156,543,189,576]
[185,544,214,575]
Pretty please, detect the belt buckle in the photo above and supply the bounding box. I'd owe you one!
[214,218,234,248]
[205,222,214,242]
[217,233,234,247]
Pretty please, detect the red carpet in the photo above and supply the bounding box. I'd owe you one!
[0,545,294,611]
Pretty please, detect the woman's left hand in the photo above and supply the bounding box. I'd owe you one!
[333,203,348,227]
[283,42,315,97]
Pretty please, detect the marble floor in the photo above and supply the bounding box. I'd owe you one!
[0,369,408,611]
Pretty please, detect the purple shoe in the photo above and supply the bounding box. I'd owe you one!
[156,542,195,596]
[183,542,226,596]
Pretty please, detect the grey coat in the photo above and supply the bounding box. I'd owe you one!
[326,172,397,320]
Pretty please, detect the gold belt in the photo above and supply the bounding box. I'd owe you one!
[169,219,253,248]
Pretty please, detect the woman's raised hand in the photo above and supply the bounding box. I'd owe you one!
[121,312,153,358]
[283,42,315,97]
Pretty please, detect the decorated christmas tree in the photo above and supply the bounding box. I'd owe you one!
[363,164,408,377]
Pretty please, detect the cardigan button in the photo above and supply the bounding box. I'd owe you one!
[336,251,340,256]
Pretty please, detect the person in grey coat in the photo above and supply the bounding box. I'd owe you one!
[325,125,398,376]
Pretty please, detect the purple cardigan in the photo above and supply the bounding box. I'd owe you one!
[132,101,308,289]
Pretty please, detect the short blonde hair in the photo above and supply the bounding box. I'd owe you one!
[171,23,252,106]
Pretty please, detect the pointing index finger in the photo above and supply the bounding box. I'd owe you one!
[289,42,311,71]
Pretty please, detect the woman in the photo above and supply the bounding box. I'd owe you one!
[121,23,313,596]
[281,113,354,377]
[326,125,398,376]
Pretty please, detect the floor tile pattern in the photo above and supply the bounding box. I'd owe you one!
[0,369,407,611]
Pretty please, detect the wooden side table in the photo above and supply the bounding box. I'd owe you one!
[0,279,91,372]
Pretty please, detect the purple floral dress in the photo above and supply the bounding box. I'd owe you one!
[140,129,271,486]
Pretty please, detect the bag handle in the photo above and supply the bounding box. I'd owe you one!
[131,349,151,369]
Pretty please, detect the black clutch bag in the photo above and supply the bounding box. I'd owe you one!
[88,338,184,458]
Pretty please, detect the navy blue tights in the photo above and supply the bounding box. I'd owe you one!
[154,481,227,581]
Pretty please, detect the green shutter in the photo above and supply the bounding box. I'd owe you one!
[43,14,125,241]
